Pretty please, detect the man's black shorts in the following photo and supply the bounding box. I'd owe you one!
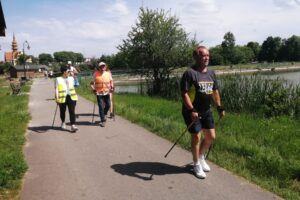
[182,109,215,134]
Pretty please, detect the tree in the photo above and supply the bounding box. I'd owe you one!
[232,46,254,64]
[53,51,84,64]
[38,53,53,65]
[221,32,236,64]
[118,7,197,94]
[246,41,260,61]
[258,36,282,62]
[278,35,300,61]
[209,46,224,65]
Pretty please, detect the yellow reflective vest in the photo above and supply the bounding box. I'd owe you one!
[56,76,78,103]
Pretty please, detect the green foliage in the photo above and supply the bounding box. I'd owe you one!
[38,53,53,65]
[209,46,224,65]
[221,32,236,64]
[53,51,84,63]
[246,41,260,61]
[0,78,30,198]
[219,74,300,119]
[278,35,300,62]
[258,36,283,62]
[118,7,197,94]
[0,62,13,74]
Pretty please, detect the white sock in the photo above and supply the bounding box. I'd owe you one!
[200,154,205,160]
[194,160,200,166]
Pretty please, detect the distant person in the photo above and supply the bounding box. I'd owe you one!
[49,70,53,78]
[90,62,114,127]
[44,70,48,79]
[55,65,79,132]
[180,46,225,179]
[67,61,79,87]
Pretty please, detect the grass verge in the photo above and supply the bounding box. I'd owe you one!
[0,78,31,199]
[76,90,300,200]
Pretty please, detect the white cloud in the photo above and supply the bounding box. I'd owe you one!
[273,0,300,8]
[107,0,130,15]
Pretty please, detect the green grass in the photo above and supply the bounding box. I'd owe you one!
[76,90,300,200]
[0,78,31,199]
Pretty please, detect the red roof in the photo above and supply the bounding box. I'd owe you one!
[5,52,13,62]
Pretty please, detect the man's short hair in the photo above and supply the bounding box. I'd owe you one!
[193,46,207,59]
[60,65,69,73]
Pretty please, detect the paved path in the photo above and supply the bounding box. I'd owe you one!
[21,78,282,200]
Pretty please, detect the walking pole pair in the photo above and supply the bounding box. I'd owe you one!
[52,104,59,128]
[164,118,199,158]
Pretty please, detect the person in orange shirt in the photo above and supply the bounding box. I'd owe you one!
[90,62,114,127]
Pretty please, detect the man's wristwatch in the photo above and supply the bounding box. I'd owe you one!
[188,108,197,113]
[217,106,225,113]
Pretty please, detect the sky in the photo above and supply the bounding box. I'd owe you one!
[1,0,300,60]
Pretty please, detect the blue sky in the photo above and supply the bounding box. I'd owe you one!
[1,0,300,60]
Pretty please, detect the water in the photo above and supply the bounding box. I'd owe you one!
[264,71,300,85]
[114,71,300,94]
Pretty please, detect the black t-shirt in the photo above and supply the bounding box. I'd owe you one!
[180,66,218,113]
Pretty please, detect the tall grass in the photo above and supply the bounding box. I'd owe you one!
[219,75,300,119]
[0,78,31,199]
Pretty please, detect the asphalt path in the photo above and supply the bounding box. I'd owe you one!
[21,78,282,200]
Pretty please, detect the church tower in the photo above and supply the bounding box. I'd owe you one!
[12,33,18,53]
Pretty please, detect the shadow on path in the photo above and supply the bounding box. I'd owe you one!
[111,162,192,181]
[28,126,69,133]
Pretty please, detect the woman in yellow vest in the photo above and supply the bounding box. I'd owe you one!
[55,65,79,132]
[90,62,114,127]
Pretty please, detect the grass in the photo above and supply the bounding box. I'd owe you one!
[76,89,300,200]
[0,77,31,200]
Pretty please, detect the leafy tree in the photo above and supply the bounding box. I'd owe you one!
[53,51,84,64]
[0,62,12,74]
[118,7,197,94]
[278,35,300,61]
[221,32,236,64]
[209,46,224,65]
[258,36,282,62]
[246,41,260,61]
[38,53,53,65]
[232,46,255,64]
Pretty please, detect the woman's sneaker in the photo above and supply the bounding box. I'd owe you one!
[193,164,206,179]
[71,125,78,132]
[61,122,67,130]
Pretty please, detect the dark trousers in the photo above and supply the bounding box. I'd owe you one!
[96,94,110,122]
[59,95,77,125]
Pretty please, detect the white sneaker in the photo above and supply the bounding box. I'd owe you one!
[193,164,206,179]
[61,122,66,130]
[71,125,78,132]
[200,156,211,172]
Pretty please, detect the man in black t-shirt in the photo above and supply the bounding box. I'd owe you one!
[181,46,225,179]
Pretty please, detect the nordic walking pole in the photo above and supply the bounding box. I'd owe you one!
[52,104,58,128]
[205,117,221,159]
[164,118,199,158]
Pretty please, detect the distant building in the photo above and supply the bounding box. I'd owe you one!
[9,64,43,79]
[5,33,22,65]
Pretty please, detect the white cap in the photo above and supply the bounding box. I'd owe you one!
[67,61,72,65]
[98,62,106,66]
